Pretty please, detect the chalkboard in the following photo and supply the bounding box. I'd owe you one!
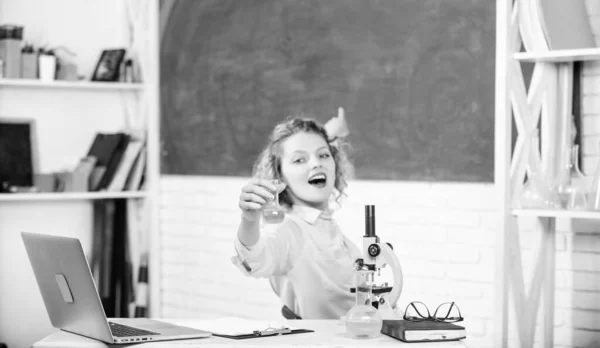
[0,118,38,187]
[159,0,495,182]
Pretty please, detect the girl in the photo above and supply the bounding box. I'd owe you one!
[233,109,361,320]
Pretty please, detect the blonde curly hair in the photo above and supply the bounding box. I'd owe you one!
[252,116,354,208]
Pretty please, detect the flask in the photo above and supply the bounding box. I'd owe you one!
[345,269,383,339]
[261,179,285,224]
[554,144,588,210]
[518,130,559,209]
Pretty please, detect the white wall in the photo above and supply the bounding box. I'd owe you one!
[158,2,600,348]
[0,2,134,348]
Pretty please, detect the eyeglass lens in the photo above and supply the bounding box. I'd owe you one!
[404,301,463,322]
[433,302,462,322]
[404,301,431,321]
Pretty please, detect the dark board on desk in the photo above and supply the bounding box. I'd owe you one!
[159,0,495,182]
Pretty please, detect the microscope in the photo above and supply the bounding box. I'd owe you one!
[351,205,404,319]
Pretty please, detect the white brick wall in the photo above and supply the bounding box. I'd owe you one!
[581,0,600,175]
[566,3,600,347]
[157,3,600,348]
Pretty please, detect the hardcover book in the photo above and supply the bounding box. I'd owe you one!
[381,320,466,343]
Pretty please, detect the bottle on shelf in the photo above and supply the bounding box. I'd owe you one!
[568,145,588,210]
[517,129,560,209]
[554,144,588,210]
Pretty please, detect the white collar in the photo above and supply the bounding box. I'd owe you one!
[291,205,332,225]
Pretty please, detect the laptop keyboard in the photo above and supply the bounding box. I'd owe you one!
[109,321,160,337]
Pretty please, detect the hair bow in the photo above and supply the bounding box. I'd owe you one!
[324,107,350,143]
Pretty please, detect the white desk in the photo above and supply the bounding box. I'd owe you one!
[32,320,467,348]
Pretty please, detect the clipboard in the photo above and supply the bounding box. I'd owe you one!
[215,325,314,340]
[175,317,314,340]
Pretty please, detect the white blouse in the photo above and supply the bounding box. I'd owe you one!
[233,205,361,319]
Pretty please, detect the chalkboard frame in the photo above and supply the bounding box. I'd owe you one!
[0,117,39,188]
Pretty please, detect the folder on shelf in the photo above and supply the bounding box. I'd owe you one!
[124,146,146,191]
[86,132,130,191]
[98,133,130,191]
[106,140,143,192]
[177,317,314,340]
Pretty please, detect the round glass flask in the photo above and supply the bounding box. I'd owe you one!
[345,270,383,339]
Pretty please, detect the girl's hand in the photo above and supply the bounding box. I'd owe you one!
[238,178,286,221]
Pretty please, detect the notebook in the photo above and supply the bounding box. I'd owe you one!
[21,232,212,344]
[381,319,466,343]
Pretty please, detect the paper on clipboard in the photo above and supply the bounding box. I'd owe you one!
[173,317,299,337]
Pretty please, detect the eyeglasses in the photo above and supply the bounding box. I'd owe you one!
[403,301,463,323]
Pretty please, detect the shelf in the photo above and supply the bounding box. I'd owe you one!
[512,208,600,219]
[0,191,148,202]
[0,78,144,91]
[513,47,600,62]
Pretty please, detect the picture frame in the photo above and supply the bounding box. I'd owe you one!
[91,48,126,82]
[0,117,39,190]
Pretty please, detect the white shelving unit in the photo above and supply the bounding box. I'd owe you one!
[496,1,599,347]
[0,78,148,202]
[512,208,600,220]
[0,78,149,202]
[0,191,148,202]
[513,47,600,62]
[0,77,151,204]
[0,78,144,91]
[0,76,151,203]
[0,3,161,348]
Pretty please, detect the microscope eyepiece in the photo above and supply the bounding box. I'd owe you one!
[365,205,375,237]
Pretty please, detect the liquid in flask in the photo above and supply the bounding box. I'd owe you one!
[262,179,285,224]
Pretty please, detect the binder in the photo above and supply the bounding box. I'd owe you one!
[96,133,130,190]
[106,140,143,191]
[86,132,130,191]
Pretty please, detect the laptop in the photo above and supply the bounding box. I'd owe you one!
[21,232,211,344]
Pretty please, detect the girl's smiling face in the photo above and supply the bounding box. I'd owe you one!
[279,132,336,210]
